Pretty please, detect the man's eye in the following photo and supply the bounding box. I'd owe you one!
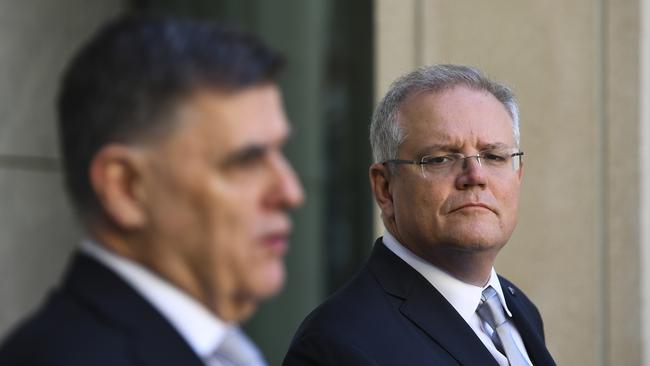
[422,155,453,165]
[222,146,268,169]
[482,152,507,162]
[233,153,267,169]
[237,152,265,166]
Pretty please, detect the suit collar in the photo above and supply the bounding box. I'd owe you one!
[80,239,229,358]
[61,252,205,366]
[368,239,499,366]
[382,232,513,320]
[501,281,556,366]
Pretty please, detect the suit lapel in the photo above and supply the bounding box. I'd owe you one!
[368,241,499,366]
[501,281,556,366]
[62,253,205,366]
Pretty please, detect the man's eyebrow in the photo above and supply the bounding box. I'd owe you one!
[479,142,511,150]
[415,144,459,156]
[415,142,514,157]
[221,143,269,167]
[220,126,293,167]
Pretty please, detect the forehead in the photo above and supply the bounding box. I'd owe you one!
[397,86,515,153]
[167,85,289,152]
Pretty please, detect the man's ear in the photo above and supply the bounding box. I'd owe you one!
[369,163,395,220]
[89,145,148,229]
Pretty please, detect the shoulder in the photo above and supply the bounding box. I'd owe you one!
[284,266,404,365]
[283,329,380,366]
[295,267,385,334]
[0,290,131,365]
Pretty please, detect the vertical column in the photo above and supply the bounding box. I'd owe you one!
[374,0,418,97]
[605,0,642,364]
[641,0,650,364]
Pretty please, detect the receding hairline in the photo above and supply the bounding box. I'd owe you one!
[393,83,516,130]
[369,64,520,165]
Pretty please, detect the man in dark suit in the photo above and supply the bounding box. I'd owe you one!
[284,65,556,365]
[0,15,303,365]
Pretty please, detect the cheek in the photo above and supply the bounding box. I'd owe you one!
[205,185,258,248]
[146,183,200,240]
[493,181,521,222]
[193,187,259,291]
[410,180,448,212]
[151,173,255,257]
[203,179,273,270]
[209,196,285,299]
[504,195,520,227]
[394,181,446,224]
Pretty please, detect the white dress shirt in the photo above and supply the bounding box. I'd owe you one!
[382,232,532,366]
[80,239,265,366]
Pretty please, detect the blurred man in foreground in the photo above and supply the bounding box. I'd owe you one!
[284,65,555,365]
[0,15,303,366]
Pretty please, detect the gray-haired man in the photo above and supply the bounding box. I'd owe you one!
[284,64,555,366]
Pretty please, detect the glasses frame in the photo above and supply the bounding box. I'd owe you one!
[382,151,524,177]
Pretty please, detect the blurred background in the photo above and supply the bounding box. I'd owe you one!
[0,1,648,365]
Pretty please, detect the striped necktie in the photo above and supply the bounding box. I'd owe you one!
[476,286,529,366]
[209,328,267,366]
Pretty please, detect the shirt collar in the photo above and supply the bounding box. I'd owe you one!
[381,231,513,322]
[80,238,230,359]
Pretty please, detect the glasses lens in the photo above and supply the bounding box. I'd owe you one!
[512,153,522,171]
[419,149,522,177]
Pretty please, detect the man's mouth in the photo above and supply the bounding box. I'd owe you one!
[450,202,495,214]
[262,233,289,254]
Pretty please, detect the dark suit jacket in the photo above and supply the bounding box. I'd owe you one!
[0,253,205,366]
[284,239,556,366]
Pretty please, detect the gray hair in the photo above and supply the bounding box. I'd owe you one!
[369,64,520,163]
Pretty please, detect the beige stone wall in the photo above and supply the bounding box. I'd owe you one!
[0,0,124,337]
[641,0,650,363]
[375,1,643,364]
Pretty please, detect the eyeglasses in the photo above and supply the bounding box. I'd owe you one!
[383,148,523,178]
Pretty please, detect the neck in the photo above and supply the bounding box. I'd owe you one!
[428,247,497,286]
[88,219,256,323]
[385,226,498,286]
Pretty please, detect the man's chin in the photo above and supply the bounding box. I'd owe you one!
[227,264,285,322]
[441,231,507,253]
[252,261,286,299]
[442,221,508,248]
[444,241,505,253]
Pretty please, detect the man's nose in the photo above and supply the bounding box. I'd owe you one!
[269,154,305,209]
[455,155,487,189]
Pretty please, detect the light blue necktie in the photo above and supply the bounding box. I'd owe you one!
[476,286,529,366]
[210,328,267,366]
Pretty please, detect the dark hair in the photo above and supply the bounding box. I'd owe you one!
[57,15,285,217]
